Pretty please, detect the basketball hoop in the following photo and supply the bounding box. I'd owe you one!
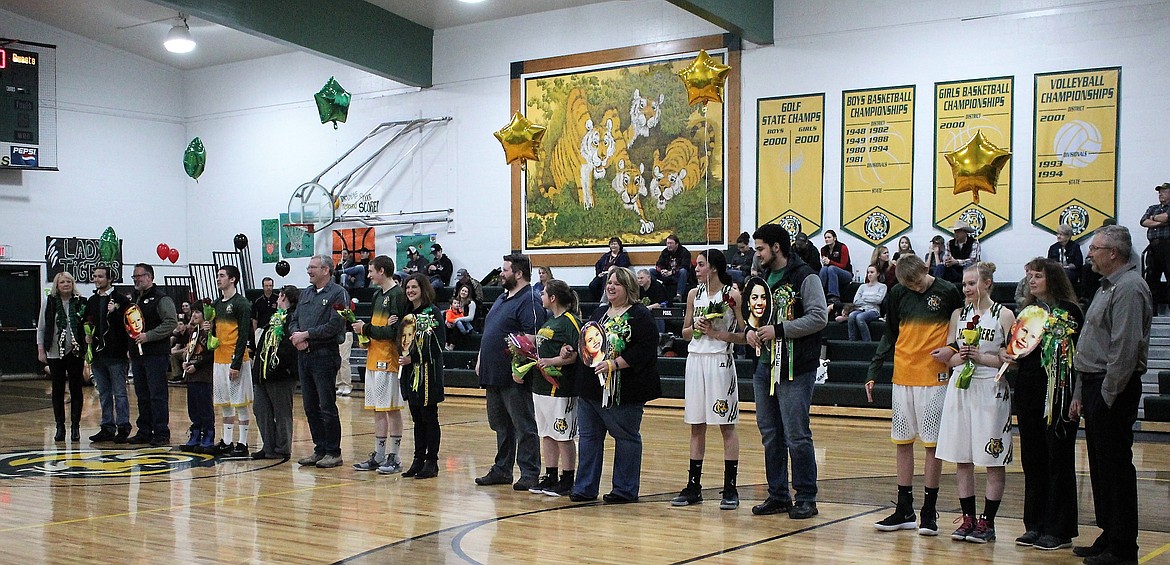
[286,181,335,234]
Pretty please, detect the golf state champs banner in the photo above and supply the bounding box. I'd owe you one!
[934,76,1014,240]
[757,93,824,236]
[1033,67,1120,240]
[841,85,915,245]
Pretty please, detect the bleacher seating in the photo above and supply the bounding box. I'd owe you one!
[1143,371,1170,422]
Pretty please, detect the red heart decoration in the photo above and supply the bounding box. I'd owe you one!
[168,248,179,264]
[266,243,275,254]
[156,243,170,260]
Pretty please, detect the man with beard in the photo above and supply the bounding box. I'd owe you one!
[85,266,133,443]
[126,263,178,446]
[474,253,547,491]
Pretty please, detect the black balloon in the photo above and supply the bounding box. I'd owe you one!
[233,233,249,250]
[275,260,290,277]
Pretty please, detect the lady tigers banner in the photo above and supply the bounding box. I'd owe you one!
[757,93,824,237]
[934,76,1014,240]
[840,85,915,246]
[1032,67,1120,241]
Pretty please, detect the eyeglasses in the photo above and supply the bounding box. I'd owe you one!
[1088,244,1114,253]
[131,273,148,279]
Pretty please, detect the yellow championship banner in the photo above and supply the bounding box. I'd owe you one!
[934,76,1014,240]
[757,93,824,236]
[841,85,915,246]
[1032,67,1120,241]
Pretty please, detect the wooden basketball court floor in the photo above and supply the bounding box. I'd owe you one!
[0,379,1168,564]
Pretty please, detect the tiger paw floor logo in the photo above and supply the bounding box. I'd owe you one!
[0,448,217,479]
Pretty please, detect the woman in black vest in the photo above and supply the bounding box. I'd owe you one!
[37,272,88,441]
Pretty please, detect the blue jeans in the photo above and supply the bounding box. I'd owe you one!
[338,264,366,288]
[753,362,818,502]
[572,397,645,500]
[455,320,474,334]
[91,356,130,431]
[485,384,540,480]
[650,267,689,299]
[818,265,852,299]
[429,276,445,289]
[298,346,343,457]
[848,309,880,341]
[131,354,171,441]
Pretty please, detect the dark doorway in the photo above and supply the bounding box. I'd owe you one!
[0,263,42,376]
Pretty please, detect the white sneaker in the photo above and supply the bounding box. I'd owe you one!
[377,454,403,474]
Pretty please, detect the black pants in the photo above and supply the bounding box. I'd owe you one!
[48,355,85,425]
[408,402,441,462]
[1145,239,1170,306]
[186,381,214,436]
[1016,380,1079,539]
[1082,374,1142,560]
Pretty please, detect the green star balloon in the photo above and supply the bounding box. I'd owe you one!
[184,137,206,181]
[314,76,351,129]
[98,226,119,263]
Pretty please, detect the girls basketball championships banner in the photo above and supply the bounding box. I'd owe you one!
[840,85,915,246]
[1032,67,1120,241]
[757,93,825,237]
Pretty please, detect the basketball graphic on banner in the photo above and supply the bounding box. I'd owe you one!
[1053,120,1101,168]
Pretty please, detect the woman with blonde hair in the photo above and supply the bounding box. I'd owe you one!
[37,271,88,441]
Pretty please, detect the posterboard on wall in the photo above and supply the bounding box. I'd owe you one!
[1032,67,1120,241]
[757,93,824,237]
[332,228,376,264]
[934,76,1014,240]
[44,236,124,283]
[840,85,915,246]
[260,219,280,263]
[279,213,313,259]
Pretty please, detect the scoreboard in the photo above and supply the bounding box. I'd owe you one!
[0,46,41,168]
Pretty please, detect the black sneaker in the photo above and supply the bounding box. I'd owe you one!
[952,515,977,540]
[1015,530,1041,546]
[751,496,792,516]
[475,471,512,486]
[530,474,557,494]
[568,493,597,502]
[513,477,538,491]
[229,443,249,458]
[919,510,939,536]
[788,501,818,519]
[543,476,573,497]
[211,440,233,456]
[719,488,739,510]
[670,484,703,506]
[89,429,116,443]
[874,506,917,531]
[1033,534,1071,551]
[603,493,637,504]
[965,517,995,543]
[126,433,152,445]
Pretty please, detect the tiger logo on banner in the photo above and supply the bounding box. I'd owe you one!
[840,85,915,246]
[1032,67,1120,240]
[933,77,1014,240]
[757,93,824,236]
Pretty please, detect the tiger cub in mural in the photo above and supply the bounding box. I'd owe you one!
[651,138,705,209]
[548,88,614,210]
[627,89,664,147]
[611,159,655,235]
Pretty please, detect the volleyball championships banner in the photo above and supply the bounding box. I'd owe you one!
[934,76,1014,240]
[757,93,824,237]
[1032,67,1120,241]
[840,85,915,246]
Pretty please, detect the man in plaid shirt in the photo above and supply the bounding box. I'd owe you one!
[1140,183,1170,314]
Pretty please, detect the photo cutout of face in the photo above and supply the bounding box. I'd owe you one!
[400,313,417,353]
[742,277,772,330]
[1005,305,1049,359]
[580,321,607,368]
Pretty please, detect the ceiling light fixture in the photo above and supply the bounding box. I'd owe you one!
[164,14,196,53]
[457,0,486,3]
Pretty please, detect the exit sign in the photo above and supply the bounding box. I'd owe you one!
[0,244,10,260]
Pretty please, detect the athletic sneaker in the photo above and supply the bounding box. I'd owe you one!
[210,440,233,456]
[670,484,703,506]
[376,454,403,474]
[874,506,917,531]
[919,510,939,536]
[965,518,995,544]
[353,452,383,471]
[719,488,739,510]
[315,454,344,468]
[952,515,977,540]
[1033,534,1071,551]
[1015,530,1041,546]
[543,476,573,497]
[229,443,249,458]
[530,474,557,494]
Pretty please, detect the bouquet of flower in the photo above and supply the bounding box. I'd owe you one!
[692,294,729,340]
[954,314,981,390]
[507,332,564,391]
[1040,308,1078,425]
[83,321,95,364]
[202,298,219,350]
[336,298,370,346]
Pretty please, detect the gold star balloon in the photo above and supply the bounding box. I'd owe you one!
[677,50,731,106]
[944,130,1011,204]
[494,112,546,166]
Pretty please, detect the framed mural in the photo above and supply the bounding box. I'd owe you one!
[510,34,741,266]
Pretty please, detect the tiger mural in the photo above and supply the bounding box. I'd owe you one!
[611,159,655,235]
[627,89,664,147]
[650,138,705,209]
[547,88,614,210]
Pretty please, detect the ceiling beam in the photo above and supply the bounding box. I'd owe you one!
[147,0,434,87]
[666,0,773,45]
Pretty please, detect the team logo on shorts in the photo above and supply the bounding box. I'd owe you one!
[984,438,1004,459]
[712,399,729,417]
[553,418,568,434]
[1059,205,1090,236]
[777,215,803,239]
[863,211,891,241]
[0,448,216,479]
[926,295,942,311]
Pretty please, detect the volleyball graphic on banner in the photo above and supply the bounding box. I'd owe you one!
[1053,120,1101,168]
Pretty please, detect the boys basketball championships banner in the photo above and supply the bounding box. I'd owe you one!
[757,93,824,237]
[934,77,1014,240]
[840,85,915,246]
[1032,67,1120,241]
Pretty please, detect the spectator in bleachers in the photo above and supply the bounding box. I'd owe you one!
[1047,224,1084,288]
[453,268,484,304]
[533,265,552,298]
[651,234,692,304]
[168,318,192,383]
[892,236,915,265]
[336,249,368,289]
[818,230,853,312]
[590,237,631,302]
[871,245,895,289]
[445,285,477,351]
[1140,182,1170,315]
[397,246,429,280]
[636,269,670,310]
[934,220,981,283]
[846,265,886,342]
[727,232,754,284]
[251,277,279,338]
[925,235,946,275]
[791,232,820,273]
[426,244,454,289]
